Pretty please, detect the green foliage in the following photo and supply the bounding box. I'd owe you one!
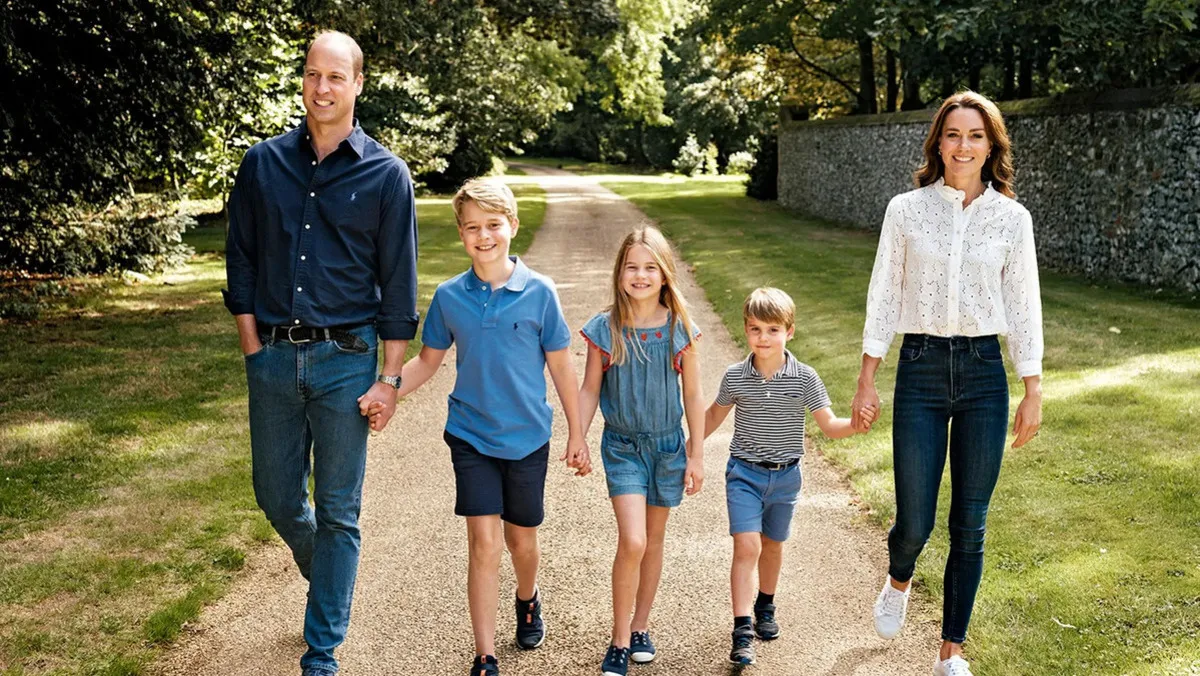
[744,133,778,200]
[726,150,756,174]
[672,134,718,175]
[0,196,194,277]
[186,8,304,204]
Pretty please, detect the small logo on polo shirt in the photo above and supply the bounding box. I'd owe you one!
[350,191,358,202]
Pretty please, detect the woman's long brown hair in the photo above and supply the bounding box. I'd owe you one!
[915,91,1016,198]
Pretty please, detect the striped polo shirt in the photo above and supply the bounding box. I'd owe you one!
[715,350,832,464]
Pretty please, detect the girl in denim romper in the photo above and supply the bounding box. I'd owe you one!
[579,227,705,676]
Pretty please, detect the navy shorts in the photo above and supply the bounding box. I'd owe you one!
[445,430,549,527]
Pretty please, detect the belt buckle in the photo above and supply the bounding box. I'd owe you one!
[286,325,312,344]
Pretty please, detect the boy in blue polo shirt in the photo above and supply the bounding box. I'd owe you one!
[371,177,590,676]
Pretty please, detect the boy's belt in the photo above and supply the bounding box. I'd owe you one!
[740,456,800,471]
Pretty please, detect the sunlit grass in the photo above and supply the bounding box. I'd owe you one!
[597,175,1200,675]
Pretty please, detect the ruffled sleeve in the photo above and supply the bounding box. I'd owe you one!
[580,311,614,371]
[670,318,702,373]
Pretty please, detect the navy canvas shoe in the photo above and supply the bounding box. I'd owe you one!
[629,631,657,664]
[601,644,631,676]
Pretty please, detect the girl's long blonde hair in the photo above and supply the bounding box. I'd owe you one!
[608,226,696,366]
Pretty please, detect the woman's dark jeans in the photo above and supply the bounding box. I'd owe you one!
[888,334,1009,644]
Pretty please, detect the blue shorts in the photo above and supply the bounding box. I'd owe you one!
[725,456,803,542]
[601,426,687,508]
[445,430,549,527]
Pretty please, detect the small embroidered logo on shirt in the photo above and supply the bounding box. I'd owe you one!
[350,192,358,202]
[514,322,519,330]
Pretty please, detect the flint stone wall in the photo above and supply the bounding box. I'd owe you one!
[777,86,1200,291]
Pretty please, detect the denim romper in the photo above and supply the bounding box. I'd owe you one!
[581,311,700,507]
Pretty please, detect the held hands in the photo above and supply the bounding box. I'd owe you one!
[851,380,881,433]
[358,382,398,432]
[684,452,705,496]
[561,434,592,477]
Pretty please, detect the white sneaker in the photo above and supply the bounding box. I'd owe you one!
[933,655,973,676]
[872,577,910,639]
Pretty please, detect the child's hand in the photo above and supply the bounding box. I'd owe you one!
[365,400,387,431]
[856,402,879,432]
[560,434,592,477]
[684,456,705,496]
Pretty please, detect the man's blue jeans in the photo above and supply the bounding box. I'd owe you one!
[888,334,1009,644]
[244,324,377,671]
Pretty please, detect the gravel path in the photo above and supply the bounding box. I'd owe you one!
[155,165,936,675]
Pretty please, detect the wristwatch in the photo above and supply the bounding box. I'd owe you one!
[377,374,401,390]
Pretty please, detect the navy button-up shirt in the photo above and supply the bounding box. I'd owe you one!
[222,120,419,340]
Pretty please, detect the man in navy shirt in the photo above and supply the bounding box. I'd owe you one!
[222,30,418,676]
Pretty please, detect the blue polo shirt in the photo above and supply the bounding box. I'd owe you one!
[421,257,572,460]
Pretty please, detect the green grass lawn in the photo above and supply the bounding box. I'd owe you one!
[0,183,545,675]
[596,175,1200,675]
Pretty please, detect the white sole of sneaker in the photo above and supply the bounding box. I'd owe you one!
[630,651,655,664]
[517,620,546,649]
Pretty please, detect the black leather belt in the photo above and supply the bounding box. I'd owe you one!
[258,322,370,349]
[740,457,800,471]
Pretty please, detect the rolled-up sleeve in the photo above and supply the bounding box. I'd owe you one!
[375,161,420,340]
[222,147,259,316]
[1001,210,1044,377]
[862,196,906,358]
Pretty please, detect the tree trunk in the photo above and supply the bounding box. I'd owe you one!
[1002,42,1016,99]
[1018,47,1033,98]
[898,44,924,111]
[857,36,877,114]
[969,62,981,92]
[886,49,898,112]
[901,66,923,110]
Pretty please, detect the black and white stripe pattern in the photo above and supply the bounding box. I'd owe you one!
[715,351,832,464]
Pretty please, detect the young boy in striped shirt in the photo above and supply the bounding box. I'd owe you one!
[704,287,876,666]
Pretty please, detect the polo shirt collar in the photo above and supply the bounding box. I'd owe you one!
[741,349,800,379]
[296,117,367,158]
[464,256,530,292]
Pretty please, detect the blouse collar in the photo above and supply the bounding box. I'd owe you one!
[933,176,997,206]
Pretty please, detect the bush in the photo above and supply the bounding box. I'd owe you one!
[673,135,719,177]
[0,196,195,276]
[726,151,756,175]
[745,133,778,200]
[419,138,496,194]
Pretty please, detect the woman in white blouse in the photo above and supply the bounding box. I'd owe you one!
[852,91,1043,676]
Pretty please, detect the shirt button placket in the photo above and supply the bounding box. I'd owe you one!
[947,207,966,334]
[294,159,321,325]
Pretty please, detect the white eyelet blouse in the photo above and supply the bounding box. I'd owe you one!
[862,178,1044,378]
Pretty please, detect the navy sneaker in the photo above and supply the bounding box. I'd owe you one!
[729,624,756,665]
[629,631,657,664]
[470,654,499,676]
[601,644,631,676]
[301,668,336,676]
[754,601,779,640]
[515,589,545,649]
